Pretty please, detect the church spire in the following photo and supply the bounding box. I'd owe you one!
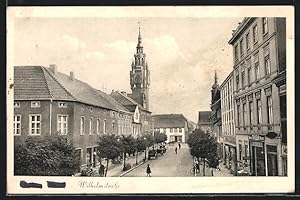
[137,22,143,50]
[214,70,218,85]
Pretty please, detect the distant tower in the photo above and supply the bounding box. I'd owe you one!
[211,70,220,104]
[130,22,150,110]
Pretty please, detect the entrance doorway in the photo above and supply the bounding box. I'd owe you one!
[267,145,278,176]
[251,145,266,176]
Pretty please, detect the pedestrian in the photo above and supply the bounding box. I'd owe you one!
[175,147,178,154]
[178,143,181,149]
[146,164,151,177]
[99,164,105,177]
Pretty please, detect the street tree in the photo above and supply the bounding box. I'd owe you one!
[153,131,167,148]
[14,134,80,176]
[187,128,220,176]
[97,134,123,176]
[120,134,137,171]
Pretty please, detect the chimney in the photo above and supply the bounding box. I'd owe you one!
[70,71,75,81]
[49,64,57,74]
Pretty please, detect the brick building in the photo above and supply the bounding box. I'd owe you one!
[13,65,133,169]
[229,17,286,176]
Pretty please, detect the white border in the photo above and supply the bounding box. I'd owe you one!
[7,6,295,194]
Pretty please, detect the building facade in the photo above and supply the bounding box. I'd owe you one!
[152,114,189,143]
[220,71,237,174]
[13,65,133,170]
[229,17,286,176]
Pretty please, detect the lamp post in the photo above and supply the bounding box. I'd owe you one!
[144,137,147,161]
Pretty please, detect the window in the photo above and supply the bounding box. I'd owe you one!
[57,115,68,135]
[175,128,178,133]
[267,96,273,124]
[237,104,241,126]
[179,128,182,133]
[240,39,244,58]
[58,102,67,108]
[241,71,245,88]
[29,114,41,135]
[103,120,106,134]
[249,101,254,125]
[170,128,173,133]
[80,117,85,135]
[31,101,40,108]
[246,32,250,50]
[262,17,268,35]
[243,103,247,126]
[89,118,93,135]
[257,99,262,125]
[247,67,252,85]
[245,144,248,159]
[14,101,20,108]
[234,45,239,62]
[254,53,260,80]
[112,120,115,134]
[14,115,21,135]
[236,74,240,89]
[253,24,258,44]
[264,47,271,75]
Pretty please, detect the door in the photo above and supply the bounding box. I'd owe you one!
[93,147,97,167]
[267,145,278,176]
[252,145,266,176]
[175,136,178,142]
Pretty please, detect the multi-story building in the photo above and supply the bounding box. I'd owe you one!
[13,65,133,170]
[220,71,237,174]
[229,17,286,176]
[197,111,213,133]
[110,91,152,137]
[152,114,190,143]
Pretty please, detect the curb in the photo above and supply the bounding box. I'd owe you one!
[119,160,149,177]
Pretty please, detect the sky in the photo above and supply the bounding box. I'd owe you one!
[13,16,243,122]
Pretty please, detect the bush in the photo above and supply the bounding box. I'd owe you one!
[14,135,80,176]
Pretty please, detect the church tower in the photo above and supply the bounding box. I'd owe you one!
[211,70,220,104]
[129,23,150,110]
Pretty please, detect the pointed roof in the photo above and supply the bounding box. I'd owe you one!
[14,66,129,113]
[137,22,143,48]
[212,70,219,89]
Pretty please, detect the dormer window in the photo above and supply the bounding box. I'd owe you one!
[14,101,20,108]
[58,102,67,108]
[90,107,93,112]
[31,101,40,108]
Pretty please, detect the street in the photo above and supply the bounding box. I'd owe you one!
[124,143,194,177]
[124,143,234,177]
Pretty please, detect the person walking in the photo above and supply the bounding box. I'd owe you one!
[146,164,151,177]
[178,143,181,149]
[175,147,178,154]
[99,164,105,177]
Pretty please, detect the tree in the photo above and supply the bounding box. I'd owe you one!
[187,128,220,176]
[153,131,167,147]
[97,134,123,176]
[120,134,136,171]
[14,135,80,176]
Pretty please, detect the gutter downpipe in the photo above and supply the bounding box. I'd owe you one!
[49,98,53,135]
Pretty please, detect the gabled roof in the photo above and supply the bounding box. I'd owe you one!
[110,91,150,113]
[152,114,187,128]
[14,66,129,112]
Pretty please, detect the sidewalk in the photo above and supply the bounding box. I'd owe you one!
[194,161,234,177]
[106,151,148,177]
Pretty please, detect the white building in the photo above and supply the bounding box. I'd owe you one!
[152,114,188,143]
[220,71,237,174]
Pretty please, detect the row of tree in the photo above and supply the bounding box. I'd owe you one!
[187,128,220,176]
[14,131,167,176]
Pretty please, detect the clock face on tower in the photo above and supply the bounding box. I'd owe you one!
[134,74,142,84]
